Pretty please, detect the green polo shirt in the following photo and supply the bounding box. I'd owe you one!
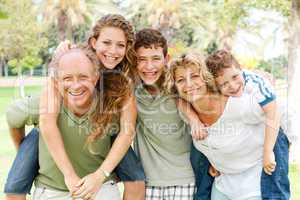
[134,84,195,186]
[6,95,116,191]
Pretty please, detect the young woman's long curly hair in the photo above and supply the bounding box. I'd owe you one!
[85,14,136,143]
[87,70,132,144]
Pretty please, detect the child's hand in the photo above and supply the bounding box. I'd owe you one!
[190,120,208,140]
[208,165,220,177]
[263,151,276,175]
[39,76,61,117]
[53,40,77,58]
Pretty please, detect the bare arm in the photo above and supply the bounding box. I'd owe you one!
[73,94,137,199]
[97,94,137,175]
[262,100,280,175]
[177,98,208,140]
[39,78,80,191]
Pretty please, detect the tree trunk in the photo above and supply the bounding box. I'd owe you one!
[17,62,25,98]
[4,62,8,77]
[287,0,300,164]
[42,63,47,76]
[58,10,69,41]
[288,0,300,87]
[0,59,3,77]
[30,68,34,76]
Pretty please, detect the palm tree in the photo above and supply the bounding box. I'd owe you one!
[287,0,300,163]
[39,0,91,41]
[288,0,300,88]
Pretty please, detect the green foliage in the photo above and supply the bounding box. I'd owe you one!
[205,40,219,55]
[122,0,289,53]
[246,0,291,16]
[0,9,8,19]
[0,0,7,19]
[257,55,287,79]
[8,56,42,74]
[0,0,48,75]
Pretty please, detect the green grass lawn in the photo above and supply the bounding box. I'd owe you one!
[0,86,299,199]
[0,86,41,199]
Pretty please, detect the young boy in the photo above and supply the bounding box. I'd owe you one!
[205,50,290,200]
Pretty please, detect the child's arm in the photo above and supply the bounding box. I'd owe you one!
[177,98,208,140]
[73,94,137,199]
[262,100,280,175]
[248,71,280,175]
[39,78,81,193]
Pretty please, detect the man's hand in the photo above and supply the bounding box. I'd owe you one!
[72,171,105,200]
[263,150,276,175]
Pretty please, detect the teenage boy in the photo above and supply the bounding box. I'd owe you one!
[133,28,195,200]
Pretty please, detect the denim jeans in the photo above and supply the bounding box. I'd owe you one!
[261,127,290,200]
[4,128,145,194]
[190,143,214,200]
[191,127,290,200]
[4,128,39,194]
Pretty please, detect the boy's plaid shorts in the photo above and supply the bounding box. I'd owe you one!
[146,183,195,200]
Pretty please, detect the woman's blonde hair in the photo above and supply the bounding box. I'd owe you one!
[165,52,218,95]
[86,14,137,82]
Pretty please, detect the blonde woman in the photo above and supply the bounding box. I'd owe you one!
[166,52,290,200]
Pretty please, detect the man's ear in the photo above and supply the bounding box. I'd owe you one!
[90,37,97,50]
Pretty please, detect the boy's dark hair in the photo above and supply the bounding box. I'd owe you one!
[205,50,241,78]
[134,28,168,57]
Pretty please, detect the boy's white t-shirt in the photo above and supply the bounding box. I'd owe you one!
[193,70,277,199]
[242,70,296,143]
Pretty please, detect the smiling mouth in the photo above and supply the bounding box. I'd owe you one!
[185,86,202,95]
[230,85,242,95]
[143,71,158,76]
[104,55,119,62]
[69,90,85,96]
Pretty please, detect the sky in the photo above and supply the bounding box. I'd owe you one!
[233,9,288,60]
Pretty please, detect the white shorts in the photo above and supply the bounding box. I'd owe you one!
[32,181,121,200]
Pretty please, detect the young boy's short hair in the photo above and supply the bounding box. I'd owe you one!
[134,28,168,57]
[205,50,241,78]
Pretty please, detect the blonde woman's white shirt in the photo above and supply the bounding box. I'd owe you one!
[193,70,278,199]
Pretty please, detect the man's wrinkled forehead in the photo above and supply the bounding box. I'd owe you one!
[58,50,91,67]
